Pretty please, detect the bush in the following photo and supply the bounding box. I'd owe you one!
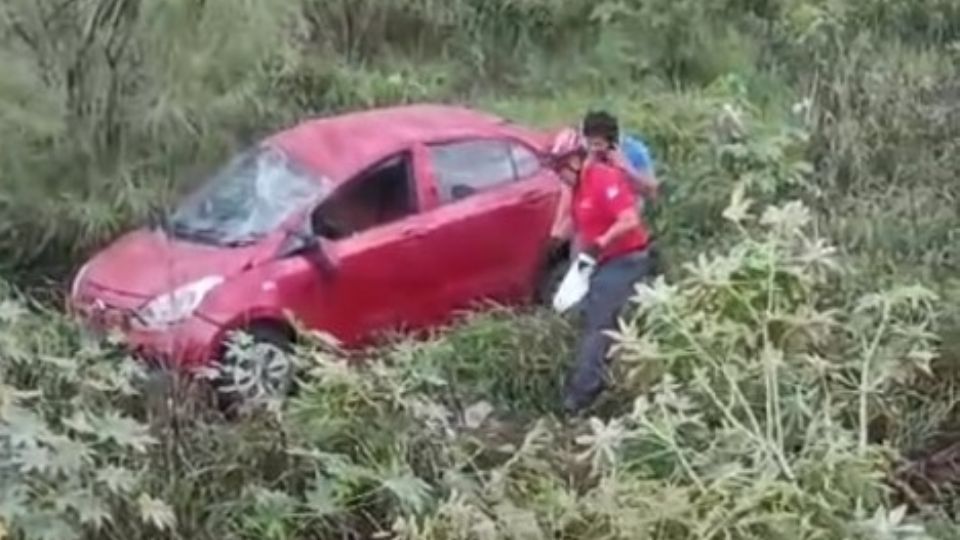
[0,287,170,539]
[4,0,960,537]
[4,189,959,538]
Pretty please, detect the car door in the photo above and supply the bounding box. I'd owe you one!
[412,137,559,316]
[292,150,446,345]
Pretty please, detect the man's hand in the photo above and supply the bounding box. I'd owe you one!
[609,148,633,173]
[582,241,602,261]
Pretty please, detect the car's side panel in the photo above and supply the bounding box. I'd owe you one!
[418,175,558,308]
[410,137,562,316]
[201,228,438,348]
[276,146,453,345]
[491,169,562,301]
[320,217,450,343]
[197,255,311,330]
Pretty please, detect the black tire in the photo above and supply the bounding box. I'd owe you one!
[535,257,570,307]
[215,324,295,414]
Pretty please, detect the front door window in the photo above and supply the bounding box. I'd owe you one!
[311,153,417,240]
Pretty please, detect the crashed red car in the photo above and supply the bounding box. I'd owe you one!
[69,104,570,395]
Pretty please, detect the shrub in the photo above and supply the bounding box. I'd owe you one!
[4,188,955,538]
[0,287,173,540]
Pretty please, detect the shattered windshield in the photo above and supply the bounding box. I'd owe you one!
[167,146,330,246]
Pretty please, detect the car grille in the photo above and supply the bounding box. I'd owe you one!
[72,281,145,334]
[82,300,135,333]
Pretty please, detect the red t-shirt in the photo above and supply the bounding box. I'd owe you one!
[572,161,650,263]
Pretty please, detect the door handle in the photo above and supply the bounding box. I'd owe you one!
[520,192,542,204]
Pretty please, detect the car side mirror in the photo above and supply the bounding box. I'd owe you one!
[279,228,338,277]
[302,235,339,277]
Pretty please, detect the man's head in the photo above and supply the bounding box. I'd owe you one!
[581,110,619,159]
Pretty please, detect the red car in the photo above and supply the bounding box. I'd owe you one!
[69,104,571,398]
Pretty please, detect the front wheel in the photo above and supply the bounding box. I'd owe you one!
[215,324,295,413]
[535,257,570,307]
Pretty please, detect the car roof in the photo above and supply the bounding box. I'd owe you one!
[266,104,543,183]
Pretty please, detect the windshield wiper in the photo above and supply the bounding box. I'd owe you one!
[168,221,260,248]
[169,221,223,245]
[220,236,260,248]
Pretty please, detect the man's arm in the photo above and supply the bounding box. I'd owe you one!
[596,207,640,252]
[581,166,643,257]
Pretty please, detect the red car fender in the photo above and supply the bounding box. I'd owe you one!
[210,305,295,354]
[197,260,306,339]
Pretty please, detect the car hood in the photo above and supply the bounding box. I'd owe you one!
[80,228,268,301]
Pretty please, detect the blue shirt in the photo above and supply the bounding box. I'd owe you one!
[621,135,654,174]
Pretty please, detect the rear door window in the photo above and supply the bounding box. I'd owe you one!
[510,143,541,179]
[429,139,540,203]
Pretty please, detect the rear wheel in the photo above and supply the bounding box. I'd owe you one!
[535,242,571,307]
[216,324,295,413]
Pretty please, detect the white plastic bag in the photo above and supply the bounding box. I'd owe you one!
[552,253,597,313]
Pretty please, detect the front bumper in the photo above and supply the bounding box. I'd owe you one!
[123,317,223,369]
[71,295,223,370]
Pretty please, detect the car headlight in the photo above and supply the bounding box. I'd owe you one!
[137,276,224,329]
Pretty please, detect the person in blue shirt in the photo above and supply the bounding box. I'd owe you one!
[616,133,658,200]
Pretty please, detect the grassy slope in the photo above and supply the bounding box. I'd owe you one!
[3,0,960,538]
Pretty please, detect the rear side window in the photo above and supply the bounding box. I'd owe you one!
[429,139,541,203]
[511,144,540,178]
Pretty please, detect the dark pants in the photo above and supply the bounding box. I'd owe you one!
[563,247,654,413]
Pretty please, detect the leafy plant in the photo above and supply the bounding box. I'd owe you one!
[0,288,175,540]
[3,0,960,537]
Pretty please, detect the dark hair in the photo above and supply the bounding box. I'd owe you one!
[582,110,619,145]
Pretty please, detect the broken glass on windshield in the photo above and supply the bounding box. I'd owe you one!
[168,146,330,246]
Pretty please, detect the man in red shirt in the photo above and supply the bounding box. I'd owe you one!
[550,111,657,414]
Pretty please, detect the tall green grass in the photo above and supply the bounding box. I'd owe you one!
[3,190,958,538]
[4,0,960,537]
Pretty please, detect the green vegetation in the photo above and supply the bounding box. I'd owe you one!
[2,0,960,538]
